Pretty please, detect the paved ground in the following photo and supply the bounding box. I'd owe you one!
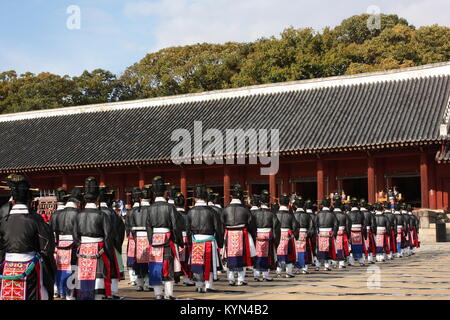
[118,242,450,300]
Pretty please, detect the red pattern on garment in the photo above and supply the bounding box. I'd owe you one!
[56,240,73,271]
[256,232,271,257]
[127,235,136,258]
[351,229,363,245]
[150,233,166,263]
[136,236,151,263]
[0,261,29,300]
[295,232,307,253]
[227,230,244,257]
[192,242,206,265]
[78,243,98,281]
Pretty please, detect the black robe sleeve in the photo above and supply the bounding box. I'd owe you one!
[213,209,224,248]
[273,213,281,247]
[170,206,183,247]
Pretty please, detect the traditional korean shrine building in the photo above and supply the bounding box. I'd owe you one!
[1,62,450,210]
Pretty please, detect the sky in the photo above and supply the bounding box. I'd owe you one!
[0,0,448,77]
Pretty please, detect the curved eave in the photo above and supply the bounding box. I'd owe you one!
[0,140,442,174]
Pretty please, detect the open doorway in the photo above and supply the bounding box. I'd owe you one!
[291,178,318,202]
[338,176,368,200]
[387,174,421,208]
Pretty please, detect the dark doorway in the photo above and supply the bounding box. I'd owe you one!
[252,184,269,196]
[390,176,421,208]
[340,178,368,200]
[294,182,317,202]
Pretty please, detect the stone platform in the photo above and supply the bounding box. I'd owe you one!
[118,243,450,300]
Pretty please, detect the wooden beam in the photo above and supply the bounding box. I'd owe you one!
[138,168,145,189]
[368,157,376,203]
[269,174,277,203]
[328,160,337,194]
[317,159,324,203]
[61,173,68,190]
[180,167,187,207]
[223,165,230,206]
[420,152,430,208]
[428,155,437,209]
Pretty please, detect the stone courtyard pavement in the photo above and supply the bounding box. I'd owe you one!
[119,243,450,300]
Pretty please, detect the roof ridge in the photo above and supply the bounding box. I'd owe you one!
[0,61,449,123]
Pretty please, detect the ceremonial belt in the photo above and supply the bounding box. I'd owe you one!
[299,228,308,232]
[377,227,386,231]
[338,226,346,231]
[182,231,188,237]
[280,228,292,232]
[77,248,105,259]
[0,253,41,280]
[352,224,362,228]
[59,234,73,241]
[81,236,103,243]
[226,224,246,229]
[153,227,170,233]
[397,226,403,230]
[257,228,271,233]
[57,237,74,250]
[319,228,332,232]
[192,234,215,243]
[132,227,146,231]
[136,231,147,237]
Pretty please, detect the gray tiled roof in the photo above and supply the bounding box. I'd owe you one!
[0,65,449,172]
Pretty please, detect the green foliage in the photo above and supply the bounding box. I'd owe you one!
[1,13,449,114]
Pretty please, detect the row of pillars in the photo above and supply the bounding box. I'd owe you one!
[58,152,435,209]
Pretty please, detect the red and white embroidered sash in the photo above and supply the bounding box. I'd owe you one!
[127,235,136,258]
[376,228,386,248]
[295,231,307,253]
[277,230,292,256]
[136,232,151,263]
[318,231,331,252]
[78,243,99,281]
[351,227,363,245]
[256,231,271,258]
[150,233,167,263]
[1,261,31,300]
[226,229,244,258]
[56,240,73,271]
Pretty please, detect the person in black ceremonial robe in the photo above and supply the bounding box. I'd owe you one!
[146,176,183,300]
[186,185,223,293]
[316,197,338,271]
[293,195,315,274]
[275,193,298,278]
[131,185,152,292]
[99,186,125,299]
[252,190,280,281]
[53,187,82,300]
[73,177,113,300]
[221,184,255,286]
[125,187,141,286]
[0,174,56,300]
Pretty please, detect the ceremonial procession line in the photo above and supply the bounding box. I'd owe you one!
[117,243,450,300]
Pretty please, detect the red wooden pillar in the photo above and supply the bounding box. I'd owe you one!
[282,177,290,194]
[180,167,187,199]
[99,170,106,186]
[317,159,324,203]
[224,165,230,206]
[428,155,437,209]
[328,160,337,194]
[436,165,443,209]
[61,173,68,190]
[368,156,376,203]
[420,152,430,208]
[269,173,277,203]
[138,168,145,189]
[376,158,385,201]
